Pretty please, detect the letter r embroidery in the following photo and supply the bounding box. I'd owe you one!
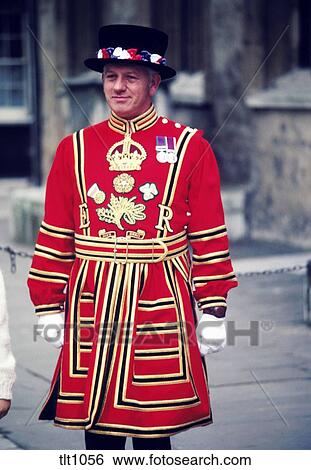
[155,204,174,233]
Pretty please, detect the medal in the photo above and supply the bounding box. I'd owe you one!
[156,136,177,163]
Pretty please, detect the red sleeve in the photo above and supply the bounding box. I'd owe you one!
[187,138,238,312]
[27,135,76,316]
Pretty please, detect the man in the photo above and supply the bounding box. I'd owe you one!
[28,24,238,450]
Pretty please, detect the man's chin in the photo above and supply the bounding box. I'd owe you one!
[110,101,132,117]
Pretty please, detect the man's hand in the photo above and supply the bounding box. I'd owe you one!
[0,399,11,419]
[37,313,64,349]
[196,313,227,356]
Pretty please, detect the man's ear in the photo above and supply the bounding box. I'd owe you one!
[149,73,161,97]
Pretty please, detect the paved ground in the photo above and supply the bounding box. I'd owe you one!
[0,193,311,450]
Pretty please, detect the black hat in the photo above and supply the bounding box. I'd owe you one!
[84,24,176,81]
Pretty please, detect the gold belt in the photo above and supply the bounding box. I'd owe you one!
[74,230,188,264]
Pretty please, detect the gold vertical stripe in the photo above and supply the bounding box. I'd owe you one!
[87,261,116,426]
[166,130,197,209]
[99,263,130,415]
[69,259,88,377]
[73,132,84,206]
[122,263,139,401]
[77,260,90,372]
[162,262,188,384]
[159,127,189,217]
[113,264,131,408]
[73,130,90,236]
[93,261,103,314]
[87,262,124,428]
[79,129,90,237]
[156,127,198,238]
[79,130,87,204]
[166,261,188,380]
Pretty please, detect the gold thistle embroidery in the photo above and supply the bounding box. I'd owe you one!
[113,173,135,193]
[106,133,147,171]
[96,194,146,230]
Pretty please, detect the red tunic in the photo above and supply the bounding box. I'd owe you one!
[27,105,238,438]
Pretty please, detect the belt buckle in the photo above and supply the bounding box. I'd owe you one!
[151,239,168,263]
[114,236,129,264]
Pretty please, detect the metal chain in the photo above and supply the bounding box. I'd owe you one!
[0,245,33,273]
[0,244,308,276]
[236,264,306,277]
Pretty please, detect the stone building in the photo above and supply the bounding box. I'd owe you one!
[1,0,310,246]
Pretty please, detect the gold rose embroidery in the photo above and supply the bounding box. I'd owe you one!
[96,194,146,230]
[113,173,135,193]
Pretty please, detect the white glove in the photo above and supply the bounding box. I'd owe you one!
[196,314,227,356]
[37,313,64,349]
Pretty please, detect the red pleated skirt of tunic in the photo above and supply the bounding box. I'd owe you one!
[39,252,213,438]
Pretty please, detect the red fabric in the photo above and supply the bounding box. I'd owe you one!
[27,112,238,437]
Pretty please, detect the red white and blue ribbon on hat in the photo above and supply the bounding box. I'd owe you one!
[97,47,167,65]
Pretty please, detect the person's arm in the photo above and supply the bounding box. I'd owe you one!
[187,138,238,314]
[0,270,16,418]
[187,138,238,355]
[27,135,76,323]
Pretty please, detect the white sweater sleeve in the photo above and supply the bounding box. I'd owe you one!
[0,270,16,399]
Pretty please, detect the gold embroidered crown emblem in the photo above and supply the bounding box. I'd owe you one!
[106,133,147,171]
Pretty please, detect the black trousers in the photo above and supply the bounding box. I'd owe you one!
[85,431,171,450]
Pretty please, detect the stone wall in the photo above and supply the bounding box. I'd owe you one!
[246,70,311,248]
[38,0,71,179]
[208,0,254,184]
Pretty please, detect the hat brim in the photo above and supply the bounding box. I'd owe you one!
[84,57,176,81]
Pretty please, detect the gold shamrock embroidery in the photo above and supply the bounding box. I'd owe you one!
[96,194,146,230]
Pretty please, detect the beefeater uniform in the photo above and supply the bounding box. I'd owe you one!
[27,103,238,438]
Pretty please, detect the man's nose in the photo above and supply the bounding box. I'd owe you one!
[113,77,127,92]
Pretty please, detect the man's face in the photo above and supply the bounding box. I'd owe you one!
[102,64,161,119]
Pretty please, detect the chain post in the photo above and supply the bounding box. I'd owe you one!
[303,260,311,324]
[7,247,17,273]
[307,260,311,284]
[0,245,32,273]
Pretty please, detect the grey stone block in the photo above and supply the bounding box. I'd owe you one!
[10,187,45,245]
